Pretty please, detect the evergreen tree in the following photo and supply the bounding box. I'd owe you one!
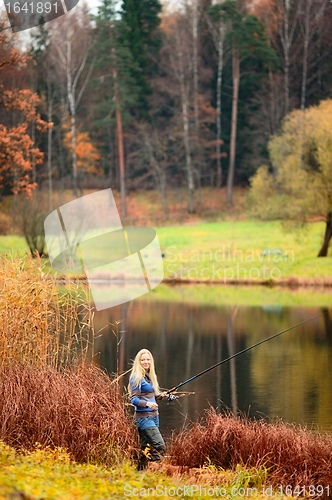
[121,0,162,113]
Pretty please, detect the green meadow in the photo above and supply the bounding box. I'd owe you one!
[157,219,332,283]
[1,219,331,285]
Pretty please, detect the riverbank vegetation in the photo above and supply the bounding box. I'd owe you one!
[169,409,332,494]
[1,206,332,285]
[1,255,332,498]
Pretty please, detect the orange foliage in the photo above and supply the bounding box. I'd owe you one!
[0,15,49,197]
[246,0,279,38]
[64,124,102,176]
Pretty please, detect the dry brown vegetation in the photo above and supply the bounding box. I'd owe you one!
[0,363,137,465]
[0,253,94,369]
[0,187,247,235]
[0,254,138,464]
[168,409,332,491]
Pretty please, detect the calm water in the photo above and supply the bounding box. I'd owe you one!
[92,291,332,436]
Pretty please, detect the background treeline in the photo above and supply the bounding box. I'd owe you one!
[1,0,332,214]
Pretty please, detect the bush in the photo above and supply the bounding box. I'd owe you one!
[169,409,332,494]
[0,363,137,465]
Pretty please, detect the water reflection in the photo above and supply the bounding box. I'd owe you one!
[93,292,332,436]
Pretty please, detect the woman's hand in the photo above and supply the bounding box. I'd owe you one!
[159,392,168,399]
[146,401,158,410]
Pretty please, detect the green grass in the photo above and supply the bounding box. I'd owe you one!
[0,235,29,257]
[156,219,332,283]
[0,442,289,500]
[1,219,331,284]
[146,283,332,307]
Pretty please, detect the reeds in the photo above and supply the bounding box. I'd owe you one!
[168,409,332,491]
[0,253,94,369]
[0,363,137,464]
[0,254,138,464]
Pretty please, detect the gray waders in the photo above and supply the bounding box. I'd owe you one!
[138,426,166,470]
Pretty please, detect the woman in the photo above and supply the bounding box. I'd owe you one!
[128,349,167,469]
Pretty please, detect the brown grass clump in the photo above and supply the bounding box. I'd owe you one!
[168,409,332,490]
[0,253,94,369]
[0,363,137,465]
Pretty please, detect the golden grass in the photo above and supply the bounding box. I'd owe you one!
[0,253,94,369]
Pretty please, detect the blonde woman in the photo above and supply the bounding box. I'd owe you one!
[128,349,167,469]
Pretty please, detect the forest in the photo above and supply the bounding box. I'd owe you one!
[1,0,332,217]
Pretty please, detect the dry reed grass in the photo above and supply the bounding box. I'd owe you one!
[0,254,138,465]
[168,409,332,491]
[0,253,94,369]
[0,363,137,464]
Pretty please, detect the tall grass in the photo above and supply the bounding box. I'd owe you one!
[0,254,137,464]
[0,253,94,369]
[0,363,137,465]
[168,409,332,492]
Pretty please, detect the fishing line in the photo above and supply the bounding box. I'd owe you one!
[167,311,326,397]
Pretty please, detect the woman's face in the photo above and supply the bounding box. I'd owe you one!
[140,352,151,372]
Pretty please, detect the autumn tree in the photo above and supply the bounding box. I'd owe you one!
[49,4,94,196]
[0,15,48,199]
[213,0,278,206]
[207,1,228,188]
[248,99,332,257]
[91,0,141,216]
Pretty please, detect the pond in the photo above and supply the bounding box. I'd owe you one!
[92,285,332,437]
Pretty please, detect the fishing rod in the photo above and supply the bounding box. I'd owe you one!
[167,312,325,399]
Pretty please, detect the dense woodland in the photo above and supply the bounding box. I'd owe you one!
[0,0,332,215]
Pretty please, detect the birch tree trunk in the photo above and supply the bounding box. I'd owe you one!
[205,7,226,188]
[144,131,168,216]
[47,79,53,211]
[226,46,240,207]
[300,0,311,111]
[192,0,201,202]
[175,25,195,214]
[277,0,303,115]
[66,41,79,196]
[283,0,291,114]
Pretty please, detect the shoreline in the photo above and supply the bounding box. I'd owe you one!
[54,275,332,288]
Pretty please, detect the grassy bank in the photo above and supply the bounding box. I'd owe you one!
[1,219,332,285]
[158,220,332,285]
[0,442,292,500]
[146,283,332,307]
[0,256,330,499]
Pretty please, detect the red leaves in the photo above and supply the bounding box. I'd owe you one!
[0,123,42,196]
[0,20,48,197]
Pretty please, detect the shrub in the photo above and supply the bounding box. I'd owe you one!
[0,363,137,465]
[169,409,332,493]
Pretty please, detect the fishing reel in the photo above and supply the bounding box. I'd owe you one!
[167,394,178,402]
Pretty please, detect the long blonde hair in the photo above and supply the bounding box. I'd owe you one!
[128,349,160,395]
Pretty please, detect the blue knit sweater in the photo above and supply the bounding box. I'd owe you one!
[130,374,160,418]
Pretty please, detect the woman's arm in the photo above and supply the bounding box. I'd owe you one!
[155,391,168,400]
[130,377,159,409]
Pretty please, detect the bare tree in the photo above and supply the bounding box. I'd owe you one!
[299,0,329,111]
[161,12,196,213]
[205,1,228,188]
[50,5,94,196]
[141,127,169,216]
